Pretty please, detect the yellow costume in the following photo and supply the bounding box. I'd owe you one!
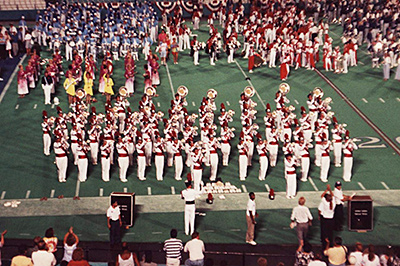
[83,72,94,96]
[103,75,114,95]
[63,77,76,96]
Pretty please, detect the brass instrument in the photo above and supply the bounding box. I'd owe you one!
[119,86,128,97]
[244,86,255,98]
[279,83,290,95]
[177,85,188,97]
[207,88,218,99]
[227,110,235,116]
[327,111,335,118]
[145,86,156,97]
[76,89,86,100]
[313,87,324,98]
[323,97,332,106]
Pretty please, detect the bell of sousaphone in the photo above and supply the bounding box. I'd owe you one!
[244,86,255,98]
[119,86,128,97]
[177,85,188,97]
[279,83,290,95]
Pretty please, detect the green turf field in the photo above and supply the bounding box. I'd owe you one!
[0,22,399,245]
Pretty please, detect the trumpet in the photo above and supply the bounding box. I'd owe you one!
[231,127,236,132]
[191,113,198,120]
[207,88,218,99]
[119,86,128,97]
[289,113,296,120]
[323,97,332,106]
[157,111,165,118]
[145,86,156,97]
[288,105,296,112]
[252,123,259,131]
[250,101,257,108]
[271,111,277,118]
[313,87,324,98]
[228,110,235,116]
[193,126,199,131]
[327,111,335,118]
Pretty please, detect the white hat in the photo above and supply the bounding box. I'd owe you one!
[54,97,60,105]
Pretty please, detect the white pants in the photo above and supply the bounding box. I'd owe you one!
[269,145,278,167]
[301,157,310,181]
[101,157,110,181]
[333,142,342,166]
[155,155,164,180]
[78,158,88,182]
[193,51,199,65]
[43,134,51,155]
[118,157,129,182]
[239,155,247,180]
[66,44,73,61]
[221,143,231,166]
[56,157,68,182]
[314,144,322,167]
[137,156,146,179]
[258,156,268,180]
[193,169,202,192]
[90,143,99,164]
[320,156,330,182]
[247,142,254,166]
[174,155,183,180]
[185,204,195,235]
[71,143,78,165]
[42,84,52,104]
[343,157,353,182]
[286,173,297,197]
[145,141,152,166]
[209,153,218,181]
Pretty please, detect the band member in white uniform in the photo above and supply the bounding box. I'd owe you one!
[299,136,310,182]
[191,147,205,192]
[100,141,112,182]
[342,131,358,182]
[42,113,52,156]
[136,134,147,181]
[88,126,100,165]
[256,138,269,180]
[54,137,69,182]
[153,135,165,181]
[171,138,184,181]
[208,136,221,181]
[77,139,90,182]
[220,124,235,166]
[331,119,344,167]
[116,136,129,182]
[238,140,248,181]
[320,137,333,182]
[267,127,279,167]
[285,153,297,199]
[181,181,201,236]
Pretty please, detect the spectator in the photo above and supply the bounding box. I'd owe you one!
[361,245,380,266]
[184,231,205,266]
[309,253,327,266]
[0,230,7,266]
[11,244,33,266]
[324,237,347,266]
[319,185,335,247]
[295,241,314,266]
[333,181,352,231]
[140,250,157,266]
[31,239,56,266]
[115,242,140,266]
[257,257,267,266]
[163,229,183,266]
[10,29,19,57]
[43,227,58,254]
[290,197,313,245]
[107,200,122,247]
[26,236,41,258]
[67,248,90,266]
[61,227,79,266]
[0,32,6,60]
[380,246,400,266]
[349,242,364,266]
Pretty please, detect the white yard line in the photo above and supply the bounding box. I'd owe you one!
[0,54,27,104]
[308,177,319,191]
[379,98,385,103]
[99,188,104,197]
[381,182,390,190]
[241,184,247,193]
[152,231,162,234]
[15,104,19,109]
[226,101,230,106]
[358,182,366,190]
[234,61,266,109]
[171,186,176,195]
[192,101,196,106]
[123,187,128,193]
[1,191,6,200]
[165,63,175,97]
[157,102,160,107]
[396,97,400,102]
[75,180,80,197]
[50,189,55,198]
[33,104,37,109]
[264,184,270,192]
[25,190,31,199]
[294,99,299,105]
[362,98,368,103]
[147,187,152,195]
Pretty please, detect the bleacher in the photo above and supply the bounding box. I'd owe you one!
[0,0,46,11]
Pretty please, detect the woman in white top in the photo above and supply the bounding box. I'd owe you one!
[116,244,140,266]
[361,245,380,266]
[61,227,79,266]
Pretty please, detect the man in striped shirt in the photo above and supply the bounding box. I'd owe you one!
[163,229,183,266]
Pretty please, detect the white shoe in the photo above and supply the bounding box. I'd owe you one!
[139,177,146,181]
[240,177,246,181]
[321,178,328,183]
[300,178,307,182]
[175,177,182,181]
[249,70,253,73]
[247,240,257,245]
[121,179,128,183]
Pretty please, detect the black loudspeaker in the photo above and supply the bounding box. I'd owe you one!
[110,192,135,227]
[348,195,373,232]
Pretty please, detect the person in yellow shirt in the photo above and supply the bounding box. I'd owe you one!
[83,71,93,105]
[63,72,76,105]
[11,244,33,266]
[103,73,114,102]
